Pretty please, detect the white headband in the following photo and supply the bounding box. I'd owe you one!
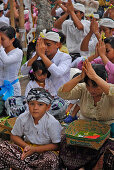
[40,29,60,42]
[99,18,114,28]
[73,3,85,14]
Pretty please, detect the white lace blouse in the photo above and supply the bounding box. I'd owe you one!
[0,46,23,95]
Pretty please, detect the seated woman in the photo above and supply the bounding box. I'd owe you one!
[58,60,114,170]
[0,26,23,115]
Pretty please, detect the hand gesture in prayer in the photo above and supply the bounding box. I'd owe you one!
[90,19,99,35]
[97,39,106,57]
[36,38,46,58]
[66,0,74,14]
[81,62,86,79]
[83,59,97,80]
[56,0,62,5]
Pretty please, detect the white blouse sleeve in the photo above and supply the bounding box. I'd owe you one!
[48,54,71,77]
[21,61,32,75]
[0,46,23,65]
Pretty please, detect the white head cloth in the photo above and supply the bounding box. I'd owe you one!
[99,18,114,28]
[73,3,85,14]
[40,29,60,42]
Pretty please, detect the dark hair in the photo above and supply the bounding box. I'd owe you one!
[80,11,84,19]
[104,37,114,49]
[0,26,22,49]
[84,64,108,87]
[61,11,70,20]
[29,60,51,81]
[72,72,84,83]
[58,32,66,44]
[27,39,37,60]
[0,1,3,5]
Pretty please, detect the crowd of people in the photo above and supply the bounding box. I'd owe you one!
[0,0,114,169]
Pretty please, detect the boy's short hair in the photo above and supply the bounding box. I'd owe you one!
[27,88,53,105]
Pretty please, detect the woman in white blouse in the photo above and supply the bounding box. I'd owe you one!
[0,26,23,113]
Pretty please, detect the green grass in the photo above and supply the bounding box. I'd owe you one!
[22,55,27,65]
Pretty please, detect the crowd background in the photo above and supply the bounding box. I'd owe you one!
[0,0,114,170]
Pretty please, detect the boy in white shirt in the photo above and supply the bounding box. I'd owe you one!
[0,88,62,169]
[21,31,72,92]
[54,0,90,61]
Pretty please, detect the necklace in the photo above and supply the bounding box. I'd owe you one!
[38,82,44,85]
[37,82,45,87]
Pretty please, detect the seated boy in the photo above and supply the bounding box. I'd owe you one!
[0,88,62,170]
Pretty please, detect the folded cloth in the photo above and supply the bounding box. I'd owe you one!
[0,79,19,101]
[64,115,78,123]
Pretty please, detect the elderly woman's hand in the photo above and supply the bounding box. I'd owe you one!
[83,60,97,80]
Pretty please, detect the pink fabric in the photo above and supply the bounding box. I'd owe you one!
[24,21,30,32]
[33,6,38,16]
[24,13,29,21]
[105,61,114,84]
[77,58,114,84]
[52,28,59,32]
[33,13,36,18]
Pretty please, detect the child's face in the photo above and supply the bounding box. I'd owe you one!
[34,70,47,82]
[105,43,114,63]
[28,100,51,123]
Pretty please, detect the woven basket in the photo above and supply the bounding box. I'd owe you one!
[0,117,17,135]
[65,120,110,150]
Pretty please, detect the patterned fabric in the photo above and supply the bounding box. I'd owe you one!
[5,96,27,117]
[50,96,67,121]
[27,88,53,105]
[0,141,59,170]
[103,148,114,170]
[59,135,114,169]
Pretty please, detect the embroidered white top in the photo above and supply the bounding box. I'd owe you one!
[25,79,57,97]
[11,111,62,145]
[21,49,72,92]
[0,46,23,95]
[0,15,10,26]
[62,19,90,56]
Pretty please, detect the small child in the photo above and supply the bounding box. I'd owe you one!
[64,72,84,123]
[25,60,67,121]
[0,88,62,170]
[25,60,57,97]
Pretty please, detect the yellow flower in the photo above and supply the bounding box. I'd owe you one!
[32,39,36,43]
[40,32,46,38]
